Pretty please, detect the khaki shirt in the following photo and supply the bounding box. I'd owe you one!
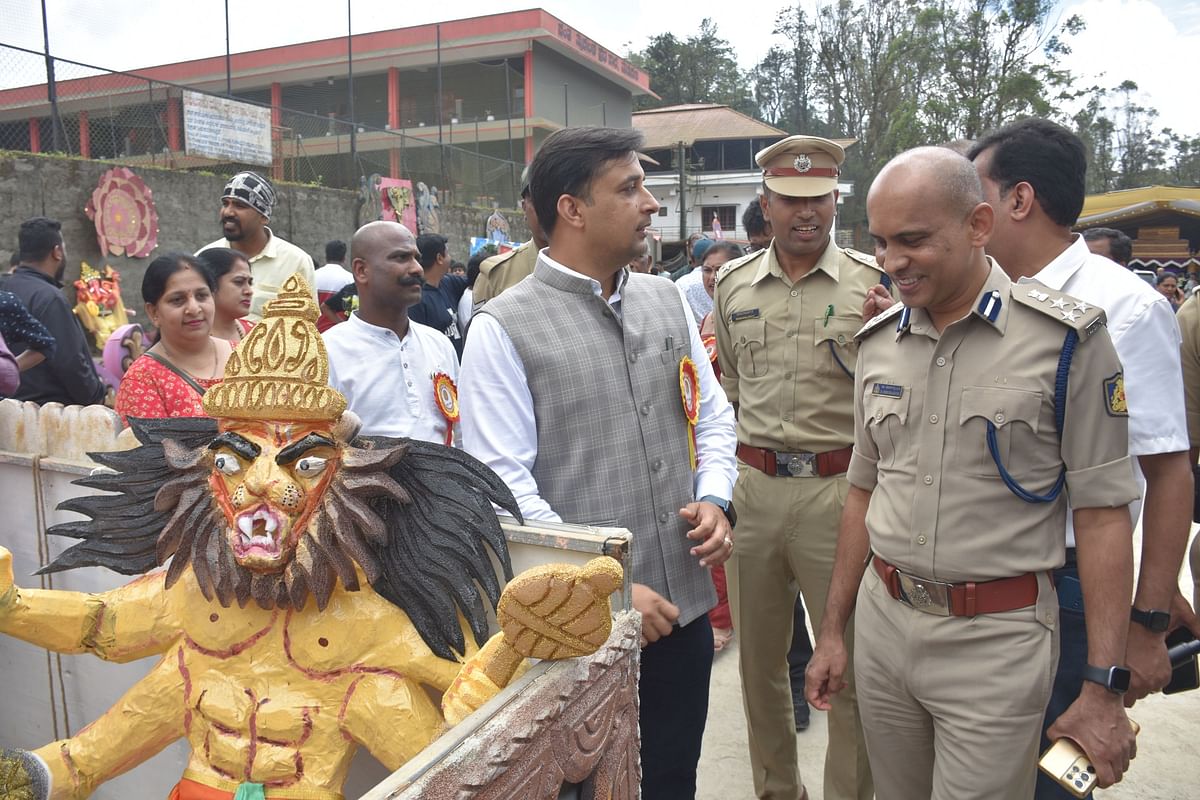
[713,236,885,452]
[473,240,538,307]
[1177,294,1200,447]
[848,260,1138,583]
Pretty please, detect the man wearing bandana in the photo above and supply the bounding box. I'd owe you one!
[198,171,316,322]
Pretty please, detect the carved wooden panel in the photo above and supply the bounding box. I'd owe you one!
[377,611,641,799]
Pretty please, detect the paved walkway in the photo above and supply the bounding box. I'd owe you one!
[698,528,1200,799]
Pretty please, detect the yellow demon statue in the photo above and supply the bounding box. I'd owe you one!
[72,262,130,352]
[0,276,622,800]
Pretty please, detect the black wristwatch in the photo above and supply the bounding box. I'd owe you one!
[699,495,737,527]
[1082,663,1131,694]
[1130,606,1171,633]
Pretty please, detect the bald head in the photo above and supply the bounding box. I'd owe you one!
[870,146,984,219]
[352,220,415,263]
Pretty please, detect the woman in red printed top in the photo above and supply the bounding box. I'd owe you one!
[197,247,255,343]
[115,253,232,426]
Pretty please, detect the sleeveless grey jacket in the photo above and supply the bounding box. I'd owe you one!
[480,258,717,623]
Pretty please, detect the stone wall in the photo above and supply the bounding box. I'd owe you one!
[0,153,531,317]
[0,153,360,317]
[435,203,531,264]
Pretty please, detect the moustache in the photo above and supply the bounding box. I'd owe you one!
[398,276,422,287]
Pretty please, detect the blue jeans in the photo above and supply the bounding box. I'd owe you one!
[1036,554,1089,800]
[639,614,714,799]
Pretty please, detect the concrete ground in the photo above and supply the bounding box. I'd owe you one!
[697,527,1200,799]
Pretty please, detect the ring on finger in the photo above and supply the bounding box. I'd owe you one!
[724,536,734,548]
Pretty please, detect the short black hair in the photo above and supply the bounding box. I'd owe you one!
[196,247,249,283]
[742,201,769,238]
[416,233,448,268]
[967,118,1086,228]
[529,126,645,238]
[142,253,215,305]
[466,250,490,288]
[1082,227,1133,264]
[18,216,63,263]
[701,241,744,264]
[325,240,347,263]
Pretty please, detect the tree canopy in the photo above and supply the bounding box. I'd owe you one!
[625,0,1199,237]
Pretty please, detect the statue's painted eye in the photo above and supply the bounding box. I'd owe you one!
[214,453,241,475]
[295,457,327,477]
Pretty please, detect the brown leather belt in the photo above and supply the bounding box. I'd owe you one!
[872,556,1040,617]
[737,443,852,478]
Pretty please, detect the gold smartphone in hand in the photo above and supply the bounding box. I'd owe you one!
[1038,720,1139,798]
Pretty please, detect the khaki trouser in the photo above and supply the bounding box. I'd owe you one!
[1190,531,1200,613]
[727,464,873,800]
[854,566,1058,800]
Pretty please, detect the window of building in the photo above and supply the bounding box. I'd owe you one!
[702,205,737,234]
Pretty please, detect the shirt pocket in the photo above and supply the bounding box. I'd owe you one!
[729,317,767,377]
[956,386,1043,479]
[814,316,861,379]
[864,389,910,468]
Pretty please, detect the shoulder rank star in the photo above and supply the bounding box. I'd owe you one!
[432,372,460,446]
[679,357,701,470]
[1050,296,1070,309]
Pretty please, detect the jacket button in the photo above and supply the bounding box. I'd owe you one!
[641,403,652,416]
[652,459,663,471]
[658,512,670,524]
[629,352,638,363]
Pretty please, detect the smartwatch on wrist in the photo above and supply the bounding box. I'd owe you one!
[1082,663,1131,694]
[698,495,737,526]
[1130,606,1171,633]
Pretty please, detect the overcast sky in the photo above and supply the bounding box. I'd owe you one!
[2,0,1195,137]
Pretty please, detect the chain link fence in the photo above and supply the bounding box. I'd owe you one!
[0,42,523,209]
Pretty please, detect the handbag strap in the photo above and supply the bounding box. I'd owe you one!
[144,349,209,397]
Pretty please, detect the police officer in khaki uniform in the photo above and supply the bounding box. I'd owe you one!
[714,135,879,800]
[472,169,547,311]
[807,147,1138,799]
[1177,293,1200,611]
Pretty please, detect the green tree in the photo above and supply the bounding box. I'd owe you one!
[628,19,753,112]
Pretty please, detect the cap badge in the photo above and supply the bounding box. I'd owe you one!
[793,154,813,173]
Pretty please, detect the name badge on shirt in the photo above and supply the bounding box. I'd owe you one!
[872,383,904,399]
[730,308,760,322]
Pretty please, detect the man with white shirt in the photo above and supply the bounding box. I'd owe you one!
[459,126,738,800]
[323,221,459,444]
[967,118,1196,799]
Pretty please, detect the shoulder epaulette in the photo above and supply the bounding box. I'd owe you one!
[842,247,884,273]
[714,249,764,284]
[1010,281,1108,341]
[854,302,905,342]
[480,242,526,275]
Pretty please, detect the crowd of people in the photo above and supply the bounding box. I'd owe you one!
[2,119,1200,800]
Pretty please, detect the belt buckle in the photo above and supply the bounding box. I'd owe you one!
[782,452,816,477]
[895,570,954,616]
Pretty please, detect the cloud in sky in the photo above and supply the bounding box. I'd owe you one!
[1,0,1193,138]
[1058,0,1198,135]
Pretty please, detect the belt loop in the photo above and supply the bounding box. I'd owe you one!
[964,582,977,617]
[765,449,778,475]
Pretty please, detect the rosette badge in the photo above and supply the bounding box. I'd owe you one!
[85,167,160,258]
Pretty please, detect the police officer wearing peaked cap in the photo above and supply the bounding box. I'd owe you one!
[714,134,882,800]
